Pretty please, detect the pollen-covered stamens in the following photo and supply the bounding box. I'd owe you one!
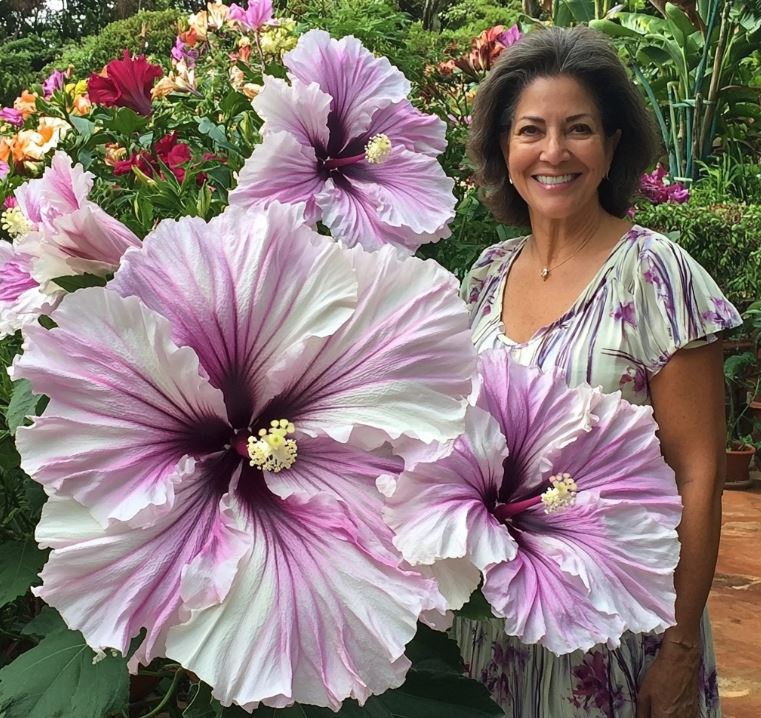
[364,134,392,164]
[540,473,578,514]
[1,207,32,238]
[248,419,297,473]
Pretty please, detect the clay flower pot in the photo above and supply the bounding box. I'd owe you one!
[725,445,756,490]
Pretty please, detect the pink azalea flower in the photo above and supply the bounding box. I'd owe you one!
[0,161,9,180]
[229,30,456,254]
[42,69,67,99]
[639,164,690,204]
[384,349,682,655]
[0,242,60,337]
[13,202,476,709]
[229,0,273,30]
[88,51,163,116]
[13,151,140,287]
[0,107,24,126]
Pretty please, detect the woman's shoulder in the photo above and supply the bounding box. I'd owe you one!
[460,235,526,308]
[470,236,526,273]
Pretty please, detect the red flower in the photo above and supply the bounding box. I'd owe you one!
[88,51,163,116]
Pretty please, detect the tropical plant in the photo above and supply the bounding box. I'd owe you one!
[591,0,761,181]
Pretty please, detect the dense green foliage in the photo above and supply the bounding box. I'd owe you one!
[54,9,184,77]
[0,35,60,105]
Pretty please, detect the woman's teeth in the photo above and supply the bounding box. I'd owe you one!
[535,174,577,185]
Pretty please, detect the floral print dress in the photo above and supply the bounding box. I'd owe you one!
[453,224,741,718]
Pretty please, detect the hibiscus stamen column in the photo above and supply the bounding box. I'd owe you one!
[230,419,298,474]
[322,134,392,170]
[492,473,578,522]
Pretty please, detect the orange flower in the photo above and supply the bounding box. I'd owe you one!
[72,93,92,115]
[13,90,38,120]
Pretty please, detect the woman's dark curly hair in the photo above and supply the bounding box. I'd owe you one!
[468,25,659,226]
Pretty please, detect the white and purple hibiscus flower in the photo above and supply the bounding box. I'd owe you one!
[229,29,456,254]
[384,349,682,655]
[14,150,140,289]
[13,201,478,710]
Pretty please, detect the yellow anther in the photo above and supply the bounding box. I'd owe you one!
[0,207,32,239]
[540,472,578,515]
[248,418,297,473]
[364,133,392,164]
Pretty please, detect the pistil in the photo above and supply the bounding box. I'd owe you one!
[322,134,392,170]
[493,472,578,524]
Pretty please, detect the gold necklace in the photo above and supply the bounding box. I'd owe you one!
[534,227,598,281]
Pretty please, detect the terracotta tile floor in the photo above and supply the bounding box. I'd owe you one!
[708,475,761,718]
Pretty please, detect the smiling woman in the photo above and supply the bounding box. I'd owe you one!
[455,25,741,718]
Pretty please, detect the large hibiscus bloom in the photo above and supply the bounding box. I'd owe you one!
[13,202,476,710]
[384,349,682,655]
[229,30,455,254]
[14,151,140,289]
[87,51,163,116]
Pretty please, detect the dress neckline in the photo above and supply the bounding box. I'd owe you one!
[496,225,637,347]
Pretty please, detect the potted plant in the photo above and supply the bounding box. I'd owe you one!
[724,349,761,489]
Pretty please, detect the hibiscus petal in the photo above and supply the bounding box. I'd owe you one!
[284,30,410,144]
[318,147,455,253]
[385,406,516,572]
[253,76,331,150]
[227,131,324,223]
[109,202,357,426]
[33,469,244,666]
[264,432,402,555]
[165,491,437,710]
[12,287,229,526]
[483,496,680,654]
[367,100,447,156]
[278,243,475,447]
[477,350,597,497]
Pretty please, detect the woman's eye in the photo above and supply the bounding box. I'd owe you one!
[517,125,539,136]
[570,124,592,134]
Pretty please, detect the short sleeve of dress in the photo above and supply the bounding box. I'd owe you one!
[632,234,743,376]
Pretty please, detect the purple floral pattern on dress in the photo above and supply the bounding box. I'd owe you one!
[613,301,637,328]
[570,649,624,718]
[702,296,738,329]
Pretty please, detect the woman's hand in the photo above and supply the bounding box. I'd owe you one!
[636,640,701,717]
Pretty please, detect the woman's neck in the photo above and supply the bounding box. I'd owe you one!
[527,208,612,267]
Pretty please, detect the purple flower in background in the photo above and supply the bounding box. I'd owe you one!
[496,24,522,48]
[42,69,66,99]
[0,107,24,126]
[0,161,8,180]
[229,0,273,30]
[171,36,198,67]
[13,151,140,288]
[639,164,689,204]
[13,202,477,710]
[0,243,60,338]
[229,30,456,254]
[384,349,682,655]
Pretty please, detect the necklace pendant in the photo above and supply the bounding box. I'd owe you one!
[540,267,550,281]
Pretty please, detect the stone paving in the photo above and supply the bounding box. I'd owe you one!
[708,475,761,718]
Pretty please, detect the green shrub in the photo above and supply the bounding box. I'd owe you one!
[53,9,183,77]
[634,199,761,308]
[0,35,61,104]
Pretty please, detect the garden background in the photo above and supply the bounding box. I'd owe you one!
[0,0,760,716]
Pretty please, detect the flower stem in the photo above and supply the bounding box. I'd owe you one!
[136,667,184,718]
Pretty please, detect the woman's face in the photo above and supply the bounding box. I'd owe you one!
[502,75,620,223]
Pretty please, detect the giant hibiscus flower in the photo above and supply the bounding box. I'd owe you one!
[14,151,140,289]
[13,202,477,710]
[384,349,682,655]
[229,30,456,254]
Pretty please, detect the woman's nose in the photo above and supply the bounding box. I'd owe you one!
[539,131,570,163]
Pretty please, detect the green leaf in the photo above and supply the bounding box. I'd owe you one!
[184,682,223,718]
[456,587,494,620]
[588,19,643,38]
[196,117,238,153]
[404,624,464,676]
[0,539,46,607]
[21,607,68,639]
[0,629,129,718]
[376,670,503,718]
[52,273,108,292]
[5,379,38,435]
[103,106,149,135]
[68,114,95,140]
